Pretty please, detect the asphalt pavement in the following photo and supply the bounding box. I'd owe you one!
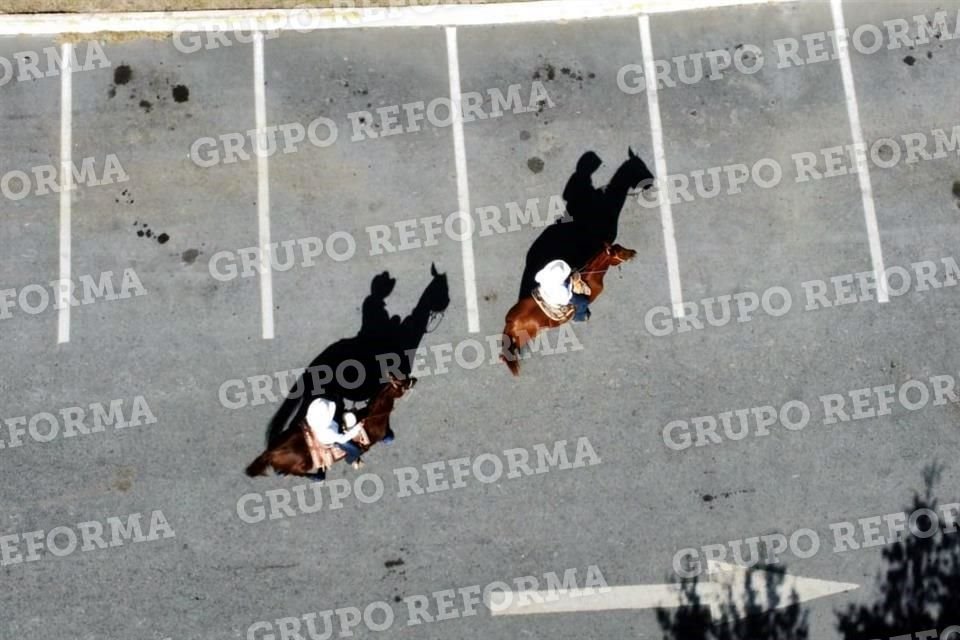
[1,2,959,639]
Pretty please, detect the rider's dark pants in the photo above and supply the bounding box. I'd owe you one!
[336,441,362,463]
[571,293,591,321]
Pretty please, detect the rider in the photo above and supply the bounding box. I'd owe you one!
[562,151,603,225]
[305,397,365,470]
[534,259,590,322]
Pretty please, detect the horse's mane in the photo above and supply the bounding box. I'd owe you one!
[366,382,399,419]
[581,244,618,272]
[606,156,648,195]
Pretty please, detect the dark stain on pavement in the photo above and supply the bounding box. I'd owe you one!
[139,99,153,113]
[113,466,135,492]
[903,55,916,66]
[133,220,169,245]
[519,130,531,141]
[182,248,201,265]
[700,488,756,509]
[533,58,593,89]
[107,65,133,98]
[951,179,960,201]
[114,64,132,85]
[172,85,190,102]
[532,62,556,81]
[528,157,545,173]
[876,143,895,162]
[384,558,405,568]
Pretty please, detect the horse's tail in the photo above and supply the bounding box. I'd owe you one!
[245,452,271,477]
[266,379,308,448]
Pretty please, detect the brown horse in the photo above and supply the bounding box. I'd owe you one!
[245,374,416,478]
[500,243,637,376]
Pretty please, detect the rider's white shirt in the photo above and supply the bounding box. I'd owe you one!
[535,259,573,306]
[305,398,361,445]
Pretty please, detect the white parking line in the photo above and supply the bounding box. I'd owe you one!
[638,15,685,318]
[58,42,73,345]
[446,26,480,334]
[253,32,275,339]
[830,0,889,303]
[0,0,802,35]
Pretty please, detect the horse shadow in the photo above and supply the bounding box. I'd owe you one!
[517,148,655,300]
[265,264,450,448]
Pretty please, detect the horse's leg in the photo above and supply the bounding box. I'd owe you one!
[508,321,543,376]
[500,323,523,376]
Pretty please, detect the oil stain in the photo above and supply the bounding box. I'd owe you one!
[114,64,132,85]
[172,85,190,103]
[113,466,135,492]
[182,248,201,264]
[527,157,545,173]
[700,488,756,510]
[133,220,169,245]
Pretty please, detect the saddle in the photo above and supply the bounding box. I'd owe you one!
[532,288,575,322]
[531,271,590,322]
[570,271,592,296]
[301,419,371,473]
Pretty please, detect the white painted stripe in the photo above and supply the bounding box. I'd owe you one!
[489,585,692,615]
[830,0,888,302]
[0,0,801,35]
[488,564,860,616]
[253,32,275,339]
[446,26,480,334]
[639,15,684,318]
[57,42,73,345]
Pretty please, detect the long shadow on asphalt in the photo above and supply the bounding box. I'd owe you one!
[517,147,655,300]
[265,264,450,448]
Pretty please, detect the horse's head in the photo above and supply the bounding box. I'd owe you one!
[386,373,416,397]
[605,243,638,265]
[423,263,451,315]
[625,147,655,192]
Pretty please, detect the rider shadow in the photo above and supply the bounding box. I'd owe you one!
[517,148,655,300]
[265,264,450,448]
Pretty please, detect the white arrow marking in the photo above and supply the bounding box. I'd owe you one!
[487,561,859,620]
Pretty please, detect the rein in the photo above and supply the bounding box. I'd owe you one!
[577,256,627,278]
[576,259,615,276]
[426,310,444,333]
